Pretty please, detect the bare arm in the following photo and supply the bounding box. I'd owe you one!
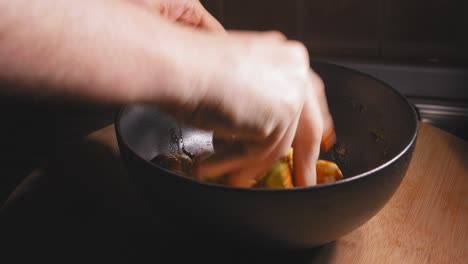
[0,0,210,105]
[0,0,335,186]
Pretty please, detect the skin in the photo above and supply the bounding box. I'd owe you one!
[0,0,335,187]
[128,0,224,31]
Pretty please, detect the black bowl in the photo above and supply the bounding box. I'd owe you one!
[115,62,418,250]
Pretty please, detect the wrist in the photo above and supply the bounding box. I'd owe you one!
[135,26,225,110]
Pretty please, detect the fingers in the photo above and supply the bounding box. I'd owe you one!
[292,80,324,187]
[309,71,335,151]
[194,1,226,33]
[227,30,287,42]
[175,1,225,32]
[192,146,251,179]
[130,0,226,32]
[192,127,281,181]
[192,71,332,188]
[222,110,301,187]
[193,108,301,187]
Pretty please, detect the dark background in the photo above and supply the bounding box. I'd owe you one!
[202,0,468,141]
[201,0,468,66]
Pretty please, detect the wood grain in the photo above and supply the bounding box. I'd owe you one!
[310,123,468,264]
[87,122,468,263]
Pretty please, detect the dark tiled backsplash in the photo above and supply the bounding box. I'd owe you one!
[201,0,468,65]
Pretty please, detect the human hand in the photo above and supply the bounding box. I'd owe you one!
[157,31,335,187]
[127,0,224,32]
[114,1,334,187]
[0,0,332,188]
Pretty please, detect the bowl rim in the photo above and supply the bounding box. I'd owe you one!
[115,61,419,193]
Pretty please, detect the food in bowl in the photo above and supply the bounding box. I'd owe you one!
[151,148,343,188]
[116,62,419,248]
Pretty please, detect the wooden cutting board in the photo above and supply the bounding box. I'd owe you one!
[88,122,468,263]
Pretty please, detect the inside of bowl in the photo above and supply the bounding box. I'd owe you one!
[118,63,417,179]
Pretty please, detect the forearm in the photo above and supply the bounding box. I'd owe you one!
[0,0,208,105]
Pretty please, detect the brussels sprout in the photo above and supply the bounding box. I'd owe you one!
[151,152,193,176]
[152,147,343,188]
[316,160,343,184]
[256,161,294,189]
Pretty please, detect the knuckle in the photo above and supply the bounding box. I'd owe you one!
[310,73,325,96]
[252,110,277,140]
[265,30,287,41]
[286,41,310,65]
[282,88,303,118]
[259,121,276,140]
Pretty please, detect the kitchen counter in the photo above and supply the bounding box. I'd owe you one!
[2,122,467,263]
